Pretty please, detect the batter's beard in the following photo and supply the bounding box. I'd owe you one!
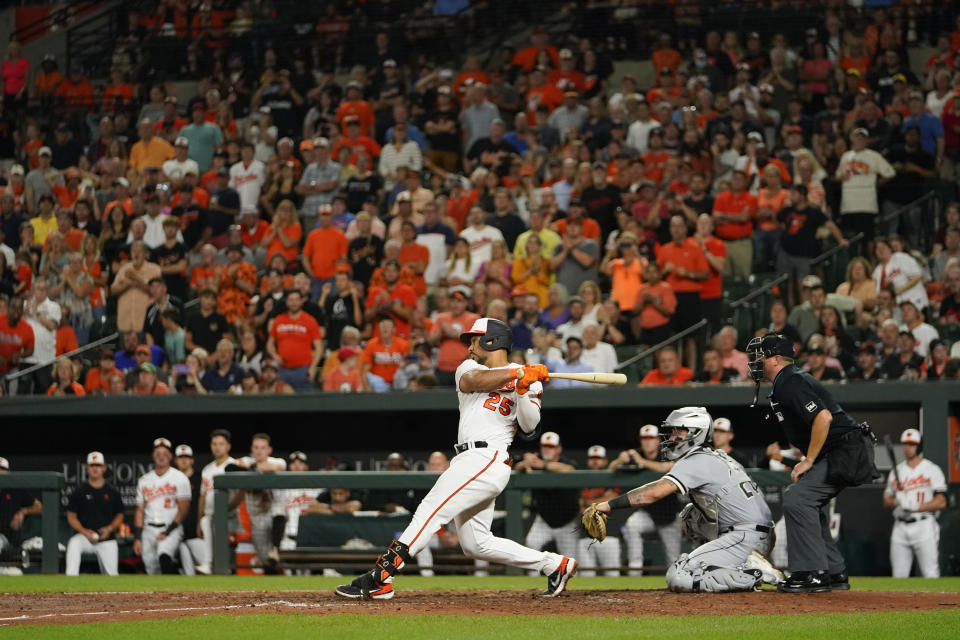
[469,349,485,365]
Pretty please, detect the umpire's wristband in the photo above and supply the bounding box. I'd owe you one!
[608,494,632,510]
[165,522,180,536]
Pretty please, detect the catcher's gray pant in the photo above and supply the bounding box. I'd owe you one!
[665,528,771,592]
[141,524,183,575]
[178,538,208,576]
[576,536,622,577]
[623,510,682,576]
[523,514,580,575]
[65,534,118,576]
[782,458,846,574]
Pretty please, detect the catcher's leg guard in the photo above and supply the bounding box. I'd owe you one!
[699,566,763,592]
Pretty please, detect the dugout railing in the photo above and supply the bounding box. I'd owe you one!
[0,472,65,574]
[213,470,793,576]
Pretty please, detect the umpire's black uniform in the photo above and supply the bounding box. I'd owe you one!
[750,334,877,591]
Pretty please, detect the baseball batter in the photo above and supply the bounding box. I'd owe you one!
[336,318,576,600]
[65,452,124,576]
[195,428,237,575]
[238,433,287,568]
[587,407,781,592]
[134,438,191,575]
[883,428,947,578]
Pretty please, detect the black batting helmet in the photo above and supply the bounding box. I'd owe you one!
[459,318,513,352]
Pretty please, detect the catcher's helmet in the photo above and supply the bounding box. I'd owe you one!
[659,406,714,461]
[459,317,513,352]
[745,333,794,382]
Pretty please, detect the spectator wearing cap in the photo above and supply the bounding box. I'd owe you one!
[800,337,844,382]
[34,53,61,106]
[65,451,124,576]
[525,66,564,128]
[379,125,422,193]
[579,161,622,241]
[777,183,846,308]
[875,49,918,108]
[512,26,559,72]
[122,341,164,386]
[162,137,200,187]
[836,128,895,249]
[547,336,594,389]
[133,362,169,394]
[423,85,462,171]
[297,137,340,226]
[899,299,938,358]
[302,203,348,300]
[851,342,880,381]
[47,122,84,171]
[547,90,588,143]
[711,170,756,278]
[872,236,928,311]
[466,118,518,178]
[880,330,927,380]
[322,346,363,392]
[548,48,586,92]
[178,100,224,174]
[152,95,187,140]
[83,349,122,395]
[333,115,382,163]
[259,359,294,394]
[216,243,257,323]
[337,81,376,138]
[130,118,175,175]
[228,142,266,213]
[640,346,692,386]
[55,62,93,111]
[24,146,54,213]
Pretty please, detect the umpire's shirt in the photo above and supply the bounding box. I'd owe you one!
[769,366,858,453]
[67,482,124,538]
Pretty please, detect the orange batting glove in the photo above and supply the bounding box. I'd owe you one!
[516,364,549,394]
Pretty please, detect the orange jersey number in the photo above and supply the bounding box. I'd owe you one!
[483,392,516,416]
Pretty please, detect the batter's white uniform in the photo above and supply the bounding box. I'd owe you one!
[884,458,946,578]
[240,456,287,564]
[395,359,564,575]
[136,467,191,574]
[199,456,237,568]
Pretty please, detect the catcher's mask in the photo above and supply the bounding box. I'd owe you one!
[746,333,794,383]
[659,406,714,461]
[459,317,513,352]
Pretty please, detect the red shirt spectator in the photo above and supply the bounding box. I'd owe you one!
[712,177,757,240]
[270,308,323,369]
[656,236,709,294]
[302,216,348,281]
[0,308,34,375]
[640,348,693,386]
[365,261,417,339]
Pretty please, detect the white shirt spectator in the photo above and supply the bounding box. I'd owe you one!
[247,123,278,163]
[556,318,587,345]
[229,159,266,211]
[0,242,13,267]
[525,345,562,366]
[836,148,895,215]
[626,117,660,154]
[873,251,929,311]
[162,157,199,183]
[581,340,619,373]
[899,321,940,358]
[132,214,183,250]
[379,142,422,191]
[459,224,504,265]
[23,296,61,365]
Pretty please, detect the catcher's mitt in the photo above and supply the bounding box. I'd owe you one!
[581,503,607,542]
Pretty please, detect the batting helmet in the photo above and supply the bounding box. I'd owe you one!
[459,317,513,352]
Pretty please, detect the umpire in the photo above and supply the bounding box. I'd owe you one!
[748,334,877,593]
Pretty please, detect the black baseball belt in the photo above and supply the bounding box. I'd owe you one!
[145,522,168,527]
[897,514,931,524]
[722,523,773,534]
[454,441,488,454]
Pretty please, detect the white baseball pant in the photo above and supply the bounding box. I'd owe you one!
[576,536,622,577]
[178,538,208,576]
[891,517,940,578]
[65,534,118,576]
[397,448,564,576]
[141,524,184,574]
[622,510,682,576]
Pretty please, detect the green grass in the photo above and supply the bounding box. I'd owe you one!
[1,574,959,594]
[4,611,960,640]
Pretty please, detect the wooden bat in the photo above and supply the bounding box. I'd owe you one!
[883,434,901,488]
[547,372,627,385]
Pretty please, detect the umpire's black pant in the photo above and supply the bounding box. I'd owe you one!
[782,457,846,574]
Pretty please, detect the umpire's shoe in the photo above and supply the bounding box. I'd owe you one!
[540,556,578,597]
[335,571,394,600]
[777,570,831,593]
[829,571,850,591]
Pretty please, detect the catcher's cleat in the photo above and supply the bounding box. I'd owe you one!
[540,556,577,597]
[777,570,831,593]
[335,571,394,600]
[744,549,784,585]
[829,571,850,591]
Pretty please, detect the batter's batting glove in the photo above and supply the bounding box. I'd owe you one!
[516,364,549,393]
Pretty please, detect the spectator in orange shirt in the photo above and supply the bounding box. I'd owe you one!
[302,204,349,300]
[600,231,645,313]
[34,54,62,106]
[132,362,169,395]
[362,315,410,392]
[84,349,123,395]
[657,214,709,368]
[525,67,564,126]
[398,221,430,297]
[651,34,683,77]
[693,213,727,336]
[642,129,671,186]
[323,346,364,392]
[547,49,586,91]
[46,166,83,210]
[754,164,789,272]
[102,67,134,112]
[216,245,257,323]
[129,118,175,175]
[553,198,601,240]
[711,170,757,278]
[454,55,492,96]
[47,357,85,396]
[640,346,693,386]
[332,115,382,163]
[267,289,324,390]
[512,27,560,71]
[635,261,676,346]
[428,286,480,386]
[55,63,94,110]
[336,81,375,137]
[365,260,418,339]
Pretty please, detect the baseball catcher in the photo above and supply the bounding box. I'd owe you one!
[583,406,783,592]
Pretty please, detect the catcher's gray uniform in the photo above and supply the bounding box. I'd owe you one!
[662,448,774,592]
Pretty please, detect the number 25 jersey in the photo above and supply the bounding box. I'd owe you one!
[455,359,524,450]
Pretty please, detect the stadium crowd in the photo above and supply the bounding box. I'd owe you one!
[2,1,960,397]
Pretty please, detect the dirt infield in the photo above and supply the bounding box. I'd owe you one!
[0,590,957,626]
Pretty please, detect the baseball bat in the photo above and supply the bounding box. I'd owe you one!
[547,372,627,385]
[883,434,901,487]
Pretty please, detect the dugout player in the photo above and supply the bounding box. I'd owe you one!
[174,444,206,575]
[134,438,191,575]
[196,429,237,575]
[0,457,41,569]
[238,433,287,568]
[747,333,877,593]
[65,452,124,576]
[577,445,622,577]
[589,407,781,592]
[883,428,947,578]
[336,317,576,600]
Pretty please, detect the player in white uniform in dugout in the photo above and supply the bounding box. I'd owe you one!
[133,438,191,575]
[336,317,577,599]
[883,428,947,578]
